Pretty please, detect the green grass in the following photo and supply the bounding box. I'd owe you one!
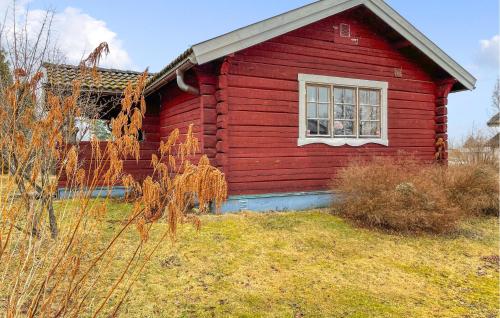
[97,202,499,317]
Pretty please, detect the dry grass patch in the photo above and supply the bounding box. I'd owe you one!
[66,201,499,317]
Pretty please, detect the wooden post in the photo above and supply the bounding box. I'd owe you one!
[195,64,218,161]
[215,57,232,175]
[435,79,456,163]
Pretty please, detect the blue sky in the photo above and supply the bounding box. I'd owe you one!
[4,0,499,141]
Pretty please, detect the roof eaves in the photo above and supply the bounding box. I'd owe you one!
[364,0,476,91]
[144,48,196,95]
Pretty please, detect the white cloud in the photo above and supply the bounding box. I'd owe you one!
[477,35,499,69]
[49,7,133,69]
[1,2,134,70]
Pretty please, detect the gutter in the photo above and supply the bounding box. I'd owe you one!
[144,52,198,96]
[176,68,199,95]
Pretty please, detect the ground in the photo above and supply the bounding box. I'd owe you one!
[97,202,498,318]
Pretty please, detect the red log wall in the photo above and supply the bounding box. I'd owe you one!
[159,80,202,162]
[58,112,160,188]
[219,11,441,195]
[61,10,454,197]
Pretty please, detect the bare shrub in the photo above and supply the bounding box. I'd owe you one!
[333,156,461,234]
[444,164,499,216]
[334,153,499,234]
[449,129,498,168]
[0,56,227,316]
[0,6,227,316]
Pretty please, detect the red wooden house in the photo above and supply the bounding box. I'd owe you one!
[46,0,475,212]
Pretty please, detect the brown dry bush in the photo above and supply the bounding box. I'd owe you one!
[332,156,461,234]
[0,16,227,316]
[444,164,499,216]
[334,154,499,234]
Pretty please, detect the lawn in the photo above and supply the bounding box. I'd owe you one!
[96,202,498,318]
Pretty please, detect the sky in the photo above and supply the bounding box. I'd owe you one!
[0,0,498,141]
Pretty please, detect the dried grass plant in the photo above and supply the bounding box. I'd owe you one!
[0,7,227,316]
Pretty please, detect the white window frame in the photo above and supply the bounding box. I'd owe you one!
[298,74,389,147]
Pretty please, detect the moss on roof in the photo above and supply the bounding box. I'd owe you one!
[43,63,153,93]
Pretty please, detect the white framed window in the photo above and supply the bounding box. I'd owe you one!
[75,117,112,142]
[74,117,145,142]
[298,74,389,147]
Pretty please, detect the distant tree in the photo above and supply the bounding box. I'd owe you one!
[492,78,499,113]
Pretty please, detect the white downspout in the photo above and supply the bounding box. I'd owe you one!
[176,68,199,95]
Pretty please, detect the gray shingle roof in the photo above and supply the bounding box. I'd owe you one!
[487,113,499,127]
[43,63,153,93]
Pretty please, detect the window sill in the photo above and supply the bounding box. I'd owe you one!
[297,137,389,147]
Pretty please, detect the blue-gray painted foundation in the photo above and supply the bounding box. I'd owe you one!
[57,187,335,212]
[57,186,128,199]
[216,191,334,213]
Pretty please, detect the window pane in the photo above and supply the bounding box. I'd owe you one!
[360,89,380,105]
[307,86,317,102]
[318,104,329,118]
[360,121,381,136]
[307,103,317,118]
[334,104,343,119]
[344,121,354,135]
[303,83,383,140]
[360,106,379,121]
[359,89,369,105]
[371,106,380,120]
[319,120,329,135]
[373,121,381,136]
[334,88,342,103]
[344,105,355,120]
[334,120,355,136]
[370,90,380,105]
[359,106,368,121]
[307,119,318,135]
[360,121,370,136]
[334,121,344,136]
[318,87,329,103]
[75,118,111,141]
[344,88,355,104]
